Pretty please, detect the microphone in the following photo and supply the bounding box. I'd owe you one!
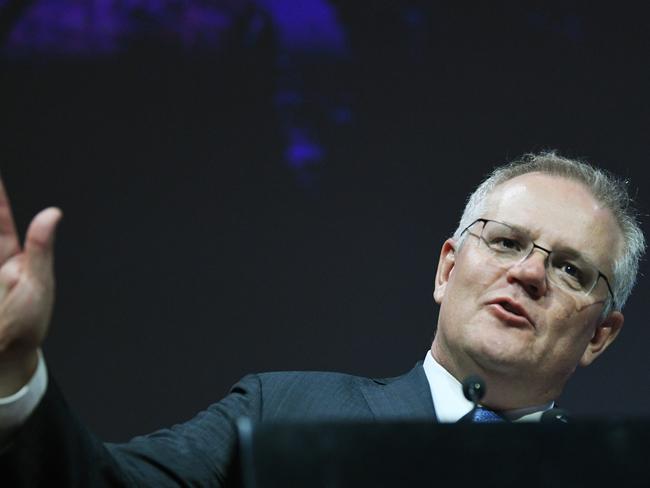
[462,375,486,404]
[459,375,486,423]
[541,408,571,424]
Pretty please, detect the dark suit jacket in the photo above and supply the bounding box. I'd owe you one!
[2,362,435,487]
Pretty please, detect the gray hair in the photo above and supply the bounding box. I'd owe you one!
[453,151,646,313]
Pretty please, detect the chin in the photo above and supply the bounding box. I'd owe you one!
[466,329,534,374]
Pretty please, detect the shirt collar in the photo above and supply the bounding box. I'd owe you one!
[422,350,553,423]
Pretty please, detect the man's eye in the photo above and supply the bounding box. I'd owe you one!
[561,263,582,280]
[494,238,521,250]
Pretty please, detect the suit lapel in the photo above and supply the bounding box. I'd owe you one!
[360,362,436,421]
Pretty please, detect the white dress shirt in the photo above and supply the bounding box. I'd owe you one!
[423,350,553,422]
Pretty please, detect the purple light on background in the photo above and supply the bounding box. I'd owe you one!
[253,0,346,54]
[2,0,349,197]
[2,0,347,55]
[286,128,325,170]
[3,1,246,54]
[285,127,325,192]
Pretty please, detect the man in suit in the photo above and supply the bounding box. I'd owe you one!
[0,151,645,485]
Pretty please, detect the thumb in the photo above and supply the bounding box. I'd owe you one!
[24,207,63,278]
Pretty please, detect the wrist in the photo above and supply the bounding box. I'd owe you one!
[0,348,39,397]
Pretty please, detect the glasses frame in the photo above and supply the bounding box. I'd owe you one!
[460,218,617,311]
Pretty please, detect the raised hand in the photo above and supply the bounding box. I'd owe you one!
[0,178,62,396]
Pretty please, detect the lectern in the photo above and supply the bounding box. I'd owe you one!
[238,419,649,487]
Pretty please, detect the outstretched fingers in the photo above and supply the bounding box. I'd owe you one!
[24,207,63,280]
[0,202,61,372]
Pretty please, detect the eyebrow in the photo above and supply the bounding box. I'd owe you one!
[501,220,597,265]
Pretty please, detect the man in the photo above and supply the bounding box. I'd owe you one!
[0,151,645,485]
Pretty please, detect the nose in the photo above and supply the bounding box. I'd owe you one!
[506,248,548,298]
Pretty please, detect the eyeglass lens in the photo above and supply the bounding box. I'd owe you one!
[477,220,601,295]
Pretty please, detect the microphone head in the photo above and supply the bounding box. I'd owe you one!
[462,375,486,404]
[541,408,571,424]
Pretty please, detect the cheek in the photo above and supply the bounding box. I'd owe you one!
[452,249,503,290]
[543,294,599,352]
[546,291,599,330]
[548,292,581,322]
[440,252,503,321]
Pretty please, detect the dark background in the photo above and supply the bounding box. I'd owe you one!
[1,2,648,440]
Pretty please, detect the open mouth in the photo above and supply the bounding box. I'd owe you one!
[488,300,533,328]
[499,301,523,316]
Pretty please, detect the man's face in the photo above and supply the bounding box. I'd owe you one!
[432,172,624,406]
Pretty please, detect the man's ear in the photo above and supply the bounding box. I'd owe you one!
[433,239,456,304]
[579,311,624,367]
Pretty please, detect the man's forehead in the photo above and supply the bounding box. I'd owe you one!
[486,172,607,218]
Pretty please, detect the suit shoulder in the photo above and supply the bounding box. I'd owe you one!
[256,369,378,393]
[255,363,424,390]
[251,370,376,421]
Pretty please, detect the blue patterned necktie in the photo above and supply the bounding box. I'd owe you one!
[469,406,507,423]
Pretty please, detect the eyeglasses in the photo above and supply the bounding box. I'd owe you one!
[461,218,616,309]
